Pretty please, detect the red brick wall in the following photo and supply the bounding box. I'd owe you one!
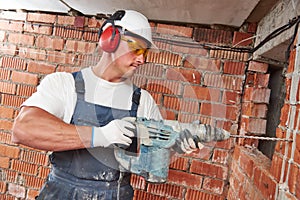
[0,10,289,200]
[227,43,300,199]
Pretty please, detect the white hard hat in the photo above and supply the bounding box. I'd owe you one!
[103,10,158,51]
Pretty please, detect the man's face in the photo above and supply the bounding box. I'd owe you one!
[113,35,149,79]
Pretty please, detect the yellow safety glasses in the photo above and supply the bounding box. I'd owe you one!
[121,37,149,58]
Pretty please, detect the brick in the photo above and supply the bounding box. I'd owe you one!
[21,150,48,165]
[189,146,213,160]
[185,188,223,200]
[65,40,96,53]
[0,57,27,70]
[56,65,81,73]
[222,91,240,105]
[167,169,202,188]
[1,94,27,107]
[247,22,257,33]
[204,74,244,91]
[183,85,220,102]
[202,177,225,194]
[87,17,101,28]
[193,28,232,45]
[0,106,14,118]
[0,69,11,80]
[147,51,182,66]
[27,13,56,23]
[287,164,298,194]
[259,171,277,200]
[178,99,199,113]
[166,68,201,84]
[0,20,23,32]
[27,189,39,200]
[246,73,270,88]
[130,174,146,190]
[296,168,300,199]
[241,117,267,134]
[20,174,45,189]
[11,160,38,175]
[8,33,35,46]
[0,181,6,193]
[133,190,167,200]
[244,87,271,103]
[19,47,47,61]
[27,61,56,74]
[0,81,16,94]
[178,113,202,124]
[74,16,85,27]
[16,84,36,97]
[0,119,13,131]
[242,102,268,118]
[24,23,52,35]
[83,29,99,42]
[38,167,50,179]
[210,49,249,61]
[216,120,237,132]
[76,54,100,67]
[163,96,199,113]
[0,44,17,55]
[0,144,20,158]
[0,194,14,200]
[252,73,270,88]
[135,63,164,77]
[200,103,238,121]
[157,24,193,37]
[57,15,75,25]
[0,131,13,145]
[161,109,176,120]
[232,32,254,46]
[190,160,228,180]
[11,71,38,85]
[223,61,245,75]
[8,183,25,198]
[54,26,83,39]
[184,56,221,72]
[239,152,254,178]
[147,79,182,95]
[150,92,163,106]
[47,51,75,65]
[212,149,229,165]
[1,169,18,182]
[36,35,64,50]
[169,155,189,171]
[248,61,268,73]
[147,183,184,199]
[0,156,9,168]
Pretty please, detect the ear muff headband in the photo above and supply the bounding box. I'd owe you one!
[98,10,126,53]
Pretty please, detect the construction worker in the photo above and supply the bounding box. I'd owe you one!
[12,10,197,199]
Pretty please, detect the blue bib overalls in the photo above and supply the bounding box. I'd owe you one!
[36,71,141,200]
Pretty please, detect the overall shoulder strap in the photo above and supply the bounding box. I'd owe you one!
[130,85,141,117]
[72,71,85,100]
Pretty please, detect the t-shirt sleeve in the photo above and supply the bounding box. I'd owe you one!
[138,89,162,120]
[22,72,76,121]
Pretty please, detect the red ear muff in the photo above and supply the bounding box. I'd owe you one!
[99,26,121,53]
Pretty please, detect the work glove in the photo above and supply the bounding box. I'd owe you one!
[91,119,136,148]
[172,129,203,154]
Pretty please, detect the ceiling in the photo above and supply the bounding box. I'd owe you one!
[0,0,279,27]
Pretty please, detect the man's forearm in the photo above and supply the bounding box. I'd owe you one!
[12,106,92,151]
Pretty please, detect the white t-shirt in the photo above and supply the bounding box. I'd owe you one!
[23,67,162,123]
